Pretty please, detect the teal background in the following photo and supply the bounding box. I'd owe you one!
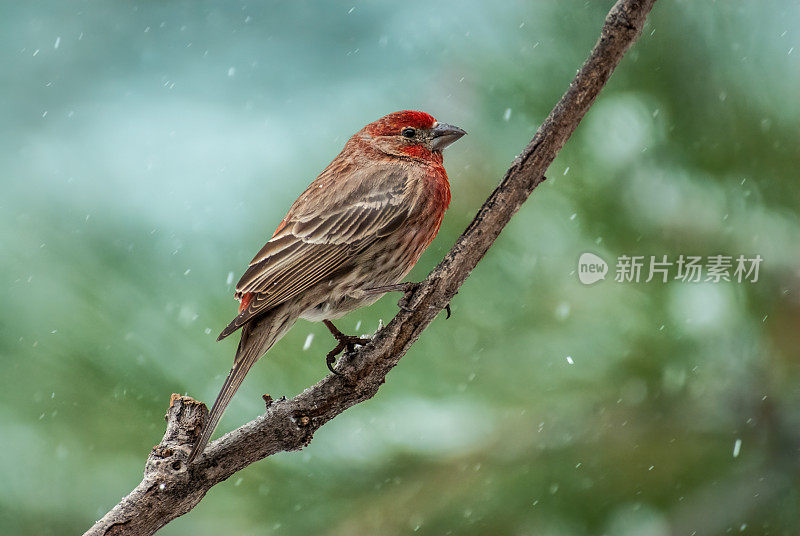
[2,1,799,534]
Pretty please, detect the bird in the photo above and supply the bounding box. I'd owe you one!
[188,110,466,462]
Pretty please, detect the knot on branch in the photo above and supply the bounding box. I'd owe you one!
[145,394,208,477]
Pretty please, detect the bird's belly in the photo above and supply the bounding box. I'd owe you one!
[299,293,380,322]
[298,265,406,322]
[298,230,430,322]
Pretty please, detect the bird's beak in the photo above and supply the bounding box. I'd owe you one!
[430,122,467,152]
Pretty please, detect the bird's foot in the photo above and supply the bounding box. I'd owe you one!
[322,320,371,375]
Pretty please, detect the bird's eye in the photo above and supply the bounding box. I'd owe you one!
[401,127,416,139]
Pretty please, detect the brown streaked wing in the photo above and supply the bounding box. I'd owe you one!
[230,165,414,320]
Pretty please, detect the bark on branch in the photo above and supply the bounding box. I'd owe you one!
[85,1,657,533]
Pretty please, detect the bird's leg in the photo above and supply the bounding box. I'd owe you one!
[322,319,371,375]
[363,282,420,312]
[365,282,453,319]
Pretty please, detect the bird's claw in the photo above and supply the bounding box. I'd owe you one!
[442,290,458,319]
[397,294,416,312]
[326,347,343,375]
[325,336,370,375]
[322,319,370,375]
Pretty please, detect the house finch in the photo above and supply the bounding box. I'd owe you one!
[188,111,465,462]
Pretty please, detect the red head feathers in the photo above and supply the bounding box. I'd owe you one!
[360,110,465,162]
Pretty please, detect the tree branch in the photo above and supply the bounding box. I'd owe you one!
[85,1,657,533]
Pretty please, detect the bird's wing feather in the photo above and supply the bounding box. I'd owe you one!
[218,165,413,339]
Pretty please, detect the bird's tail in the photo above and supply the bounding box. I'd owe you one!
[188,308,296,462]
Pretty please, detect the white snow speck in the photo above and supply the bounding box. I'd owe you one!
[566,356,574,365]
[569,213,577,221]
[54,37,61,49]
[159,483,165,490]
[355,320,362,330]
[227,67,236,77]
[183,269,191,276]
[347,6,355,14]
[503,108,512,121]
[733,438,741,458]
[226,271,234,285]
[563,166,570,175]
[302,333,314,351]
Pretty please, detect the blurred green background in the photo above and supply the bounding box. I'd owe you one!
[2,1,799,534]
